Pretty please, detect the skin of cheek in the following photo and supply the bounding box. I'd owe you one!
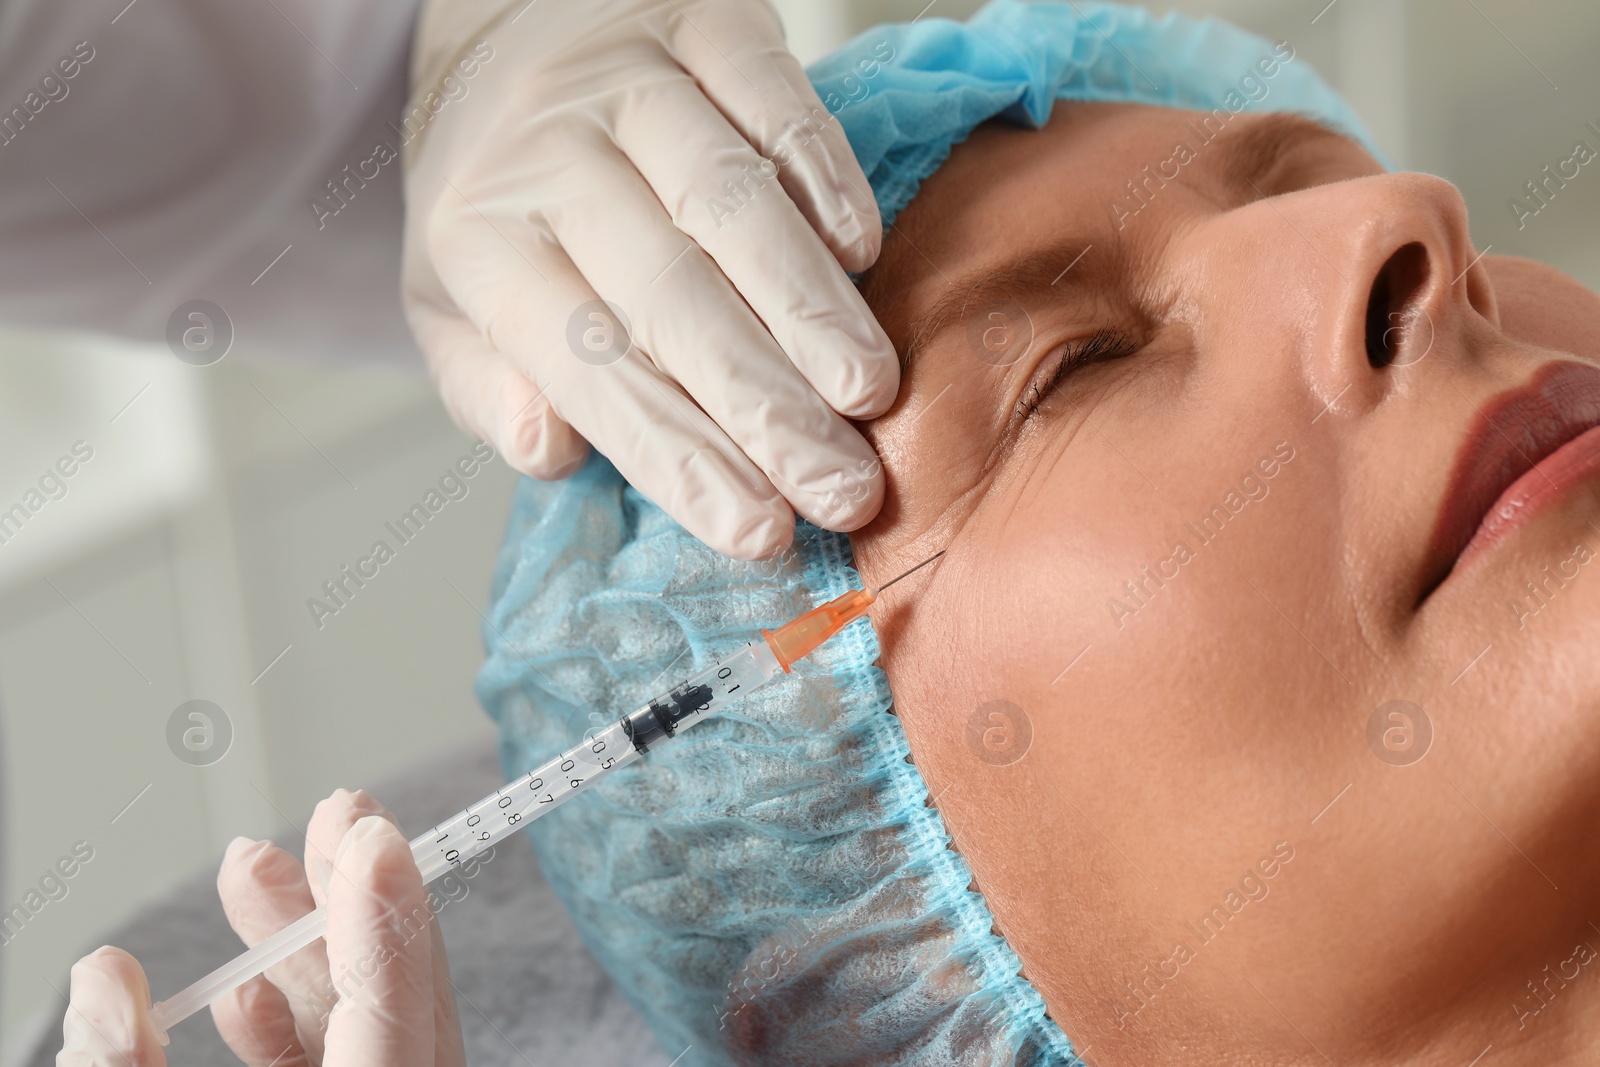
[863,345,1370,1043]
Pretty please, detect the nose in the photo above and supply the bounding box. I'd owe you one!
[1245,173,1496,414]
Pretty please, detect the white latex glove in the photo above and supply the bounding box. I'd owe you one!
[402,0,898,560]
[58,791,465,1067]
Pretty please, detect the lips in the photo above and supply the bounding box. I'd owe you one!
[1422,360,1600,601]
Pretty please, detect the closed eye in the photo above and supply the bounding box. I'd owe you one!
[1016,327,1139,420]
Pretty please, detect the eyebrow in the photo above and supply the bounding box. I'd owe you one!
[1217,112,1354,198]
[892,114,1353,370]
[899,236,1109,372]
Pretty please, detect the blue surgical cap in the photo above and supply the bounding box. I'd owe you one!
[813,0,1384,231]
[477,4,1376,1064]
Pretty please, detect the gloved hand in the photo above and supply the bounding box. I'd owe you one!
[401,0,898,560]
[57,791,465,1067]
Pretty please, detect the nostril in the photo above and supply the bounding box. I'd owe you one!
[1364,242,1430,368]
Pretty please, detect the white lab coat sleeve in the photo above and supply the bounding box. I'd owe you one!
[0,0,425,368]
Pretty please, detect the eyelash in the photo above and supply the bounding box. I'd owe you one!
[1016,327,1139,420]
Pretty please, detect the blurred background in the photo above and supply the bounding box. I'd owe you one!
[3,0,1598,1059]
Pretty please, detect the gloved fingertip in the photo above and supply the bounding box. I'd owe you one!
[822,492,884,533]
[832,358,901,419]
[66,947,155,1055]
[502,415,588,482]
[334,815,407,872]
[222,836,260,865]
[791,456,887,533]
[343,788,393,821]
[545,452,589,480]
[72,945,142,985]
[219,837,287,890]
[832,207,882,274]
[309,788,393,841]
[733,514,793,562]
[819,160,883,261]
[835,378,900,420]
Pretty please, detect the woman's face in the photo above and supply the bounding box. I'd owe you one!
[850,102,1600,1064]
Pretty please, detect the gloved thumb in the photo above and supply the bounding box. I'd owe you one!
[58,946,166,1066]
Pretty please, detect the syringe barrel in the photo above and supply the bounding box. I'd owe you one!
[411,641,780,878]
[410,719,639,884]
[149,640,785,1038]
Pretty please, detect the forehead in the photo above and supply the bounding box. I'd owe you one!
[859,103,1349,342]
[902,102,1176,246]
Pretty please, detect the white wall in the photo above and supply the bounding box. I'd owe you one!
[0,338,507,1059]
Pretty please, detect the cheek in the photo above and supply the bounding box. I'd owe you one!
[872,430,1140,783]
[868,421,1357,1009]
[1484,255,1600,358]
[879,374,1344,774]
[862,319,1414,1030]
[878,394,1355,815]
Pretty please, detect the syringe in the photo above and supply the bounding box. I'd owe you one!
[147,551,943,1040]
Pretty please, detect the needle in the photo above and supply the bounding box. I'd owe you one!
[872,550,946,595]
